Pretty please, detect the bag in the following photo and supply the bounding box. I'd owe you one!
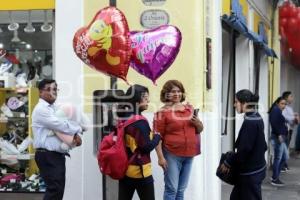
[97,115,146,180]
[216,151,237,185]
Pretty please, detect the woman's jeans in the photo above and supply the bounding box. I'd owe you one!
[163,149,194,200]
[271,135,288,180]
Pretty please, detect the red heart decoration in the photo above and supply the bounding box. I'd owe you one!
[73,7,131,81]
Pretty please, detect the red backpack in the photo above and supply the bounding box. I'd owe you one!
[97,115,147,180]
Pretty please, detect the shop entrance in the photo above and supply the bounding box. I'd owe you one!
[0,7,54,194]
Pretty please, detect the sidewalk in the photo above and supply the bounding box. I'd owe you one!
[222,155,300,200]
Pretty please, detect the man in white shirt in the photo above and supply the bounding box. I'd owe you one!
[282,91,297,148]
[32,79,82,200]
[282,91,299,171]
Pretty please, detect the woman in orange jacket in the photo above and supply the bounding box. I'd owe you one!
[153,80,203,200]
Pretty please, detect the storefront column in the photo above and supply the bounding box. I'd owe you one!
[55,0,85,199]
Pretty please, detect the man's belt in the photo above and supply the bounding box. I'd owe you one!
[36,148,70,157]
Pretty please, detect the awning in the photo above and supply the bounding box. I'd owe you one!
[221,0,277,58]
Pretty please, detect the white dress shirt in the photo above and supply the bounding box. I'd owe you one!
[282,104,295,130]
[32,99,82,153]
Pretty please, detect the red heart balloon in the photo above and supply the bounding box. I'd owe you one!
[279,2,300,69]
[73,7,131,81]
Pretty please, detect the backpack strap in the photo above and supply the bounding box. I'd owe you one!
[123,115,147,127]
[123,115,147,178]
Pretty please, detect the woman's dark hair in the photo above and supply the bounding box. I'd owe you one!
[38,79,56,90]
[124,84,149,113]
[160,80,186,103]
[268,96,285,113]
[235,89,259,109]
[282,91,292,100]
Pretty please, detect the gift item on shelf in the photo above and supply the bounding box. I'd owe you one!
[7,96,25,111]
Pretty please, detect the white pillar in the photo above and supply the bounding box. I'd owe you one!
[202,0,222,199]
[54,0,85,199]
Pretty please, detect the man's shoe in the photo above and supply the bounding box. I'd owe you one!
[271,179,285,187]
[281,167,291,173]
[281,168,287,173]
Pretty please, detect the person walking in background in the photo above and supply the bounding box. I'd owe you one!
[269,97,288,186]
[32,79,83,200]
[153,80,203,200]
[220,90,267,200]
[282,91,298,171]
[282,91,298,148]
[295,125,300,157]
[118,84,161,200]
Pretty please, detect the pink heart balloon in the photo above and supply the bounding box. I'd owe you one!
[130,25,182,83]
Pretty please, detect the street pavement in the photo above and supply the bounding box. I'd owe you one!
[222,154,300,200]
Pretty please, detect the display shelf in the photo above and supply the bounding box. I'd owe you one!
[0,87,39,191]
[0,153,34,160]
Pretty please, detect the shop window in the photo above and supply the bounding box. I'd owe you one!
[0,9,54,193]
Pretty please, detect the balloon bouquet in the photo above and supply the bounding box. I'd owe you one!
[73,6,182,83]
[279,1,300,69]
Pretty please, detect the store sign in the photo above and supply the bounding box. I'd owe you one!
[142,0,166,6]
[140,10,169,29]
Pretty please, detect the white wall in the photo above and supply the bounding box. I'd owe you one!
[247,0,271,25]
[235,35,251,136]
[281,61,300,113]
[54,0,90,199]
[204,0,223,199]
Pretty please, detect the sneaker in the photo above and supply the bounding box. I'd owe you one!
[271,179,285,187]
[281,168,287,173]
[0,138,20,154]
[0,61,12,75]
[281,167,290,173]
[16,73,27,88]
[0,104,13,117]
[285,167,291,171]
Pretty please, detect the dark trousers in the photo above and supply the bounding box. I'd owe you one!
[230,169,266,200]
[118,180,155,200]
[35,150,66,200]
[286,129,293,148]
